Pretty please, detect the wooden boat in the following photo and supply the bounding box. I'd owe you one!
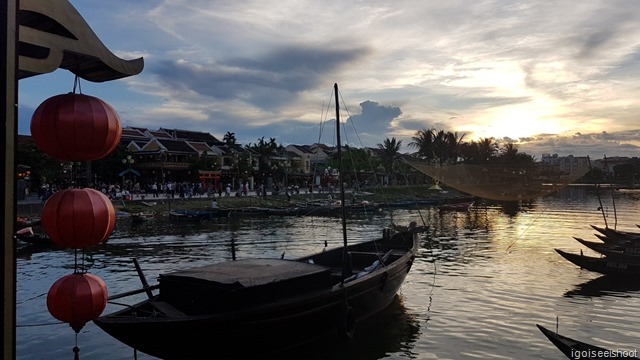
[94,228,419,358]
[593,233,640,247]
[131,212,155,223]
[537,324,639,359]
[228,206,270,217]
[15,227,54,247]
[94,84,421,358]
[555,249,640,276]
[438,200,474,211]
[296,201,381,217]
[16,216,42,229]
[574,238,640,263]
[266,206,301,216]
[590,225,640,242]
[168,209,230,221]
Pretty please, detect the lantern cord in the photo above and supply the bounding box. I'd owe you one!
[73,333,80,360]
[72,75,82,94]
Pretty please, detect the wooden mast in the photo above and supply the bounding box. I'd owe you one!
[334,83,351,279]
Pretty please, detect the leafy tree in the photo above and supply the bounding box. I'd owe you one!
[246,137,284,171]
[15,141,62,188]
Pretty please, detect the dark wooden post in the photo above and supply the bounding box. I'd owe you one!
[1,1,18,358]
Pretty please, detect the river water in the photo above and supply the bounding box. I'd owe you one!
[16,188,640,359]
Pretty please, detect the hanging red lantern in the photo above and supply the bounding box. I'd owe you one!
[47,273,108,333]
[41,188,116,249]
[30,93,122,161]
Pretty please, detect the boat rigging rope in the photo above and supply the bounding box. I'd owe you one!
[504,198,551,253]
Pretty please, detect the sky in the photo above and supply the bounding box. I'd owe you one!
[17,0,640,160]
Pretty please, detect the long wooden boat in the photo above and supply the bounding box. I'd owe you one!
[266,206,301,216]
[168,209,230,221]
[95,83,421,358]
[593,233,640,247]
[555,249,640,276]
[227,206,270,217]
[437,200,474,211]
[537,324,639,359]
[574,238,640,263]
[590,225,640,242]
[94,225,420,358]
[297,201,382,217]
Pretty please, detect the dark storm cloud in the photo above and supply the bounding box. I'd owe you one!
[151,45,370,110]
[347,101,402,136]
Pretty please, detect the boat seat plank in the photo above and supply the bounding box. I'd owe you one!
[150,300,186,317]
[160,258,332,288]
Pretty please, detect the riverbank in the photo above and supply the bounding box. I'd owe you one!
[16,185,471,216]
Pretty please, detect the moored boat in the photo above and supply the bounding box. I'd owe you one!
[16,216,42,229]
[574,238,640,263]
[537,324,639,359]
[228,206,270,217]
[94,227,419,358]
[169,208,230,221]
[131,212,155,223]
[554,249,640,276]
[593,233,640,247]
[438,200,474,211]
[15,227,55,247]
[590,225,640,242]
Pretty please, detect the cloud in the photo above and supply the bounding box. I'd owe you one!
[16,0,640,164]
[150,45,370,112]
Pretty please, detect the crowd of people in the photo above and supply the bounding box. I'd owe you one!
[34,179,343,204]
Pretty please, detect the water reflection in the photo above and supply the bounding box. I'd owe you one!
[16,193,640,360]
[277,296,420,360]
[564,275,640,298]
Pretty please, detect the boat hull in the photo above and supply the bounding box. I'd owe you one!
[537,324,639,359]
[555,249,640,276]
[95,231,419,359]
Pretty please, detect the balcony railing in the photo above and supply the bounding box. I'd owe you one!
[135,162,191,170]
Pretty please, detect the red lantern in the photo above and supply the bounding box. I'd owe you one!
[47,273,108,333]
[42,188,116,249]
[30,93,122,161]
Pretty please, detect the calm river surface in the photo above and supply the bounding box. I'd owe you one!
[16,188,640,359]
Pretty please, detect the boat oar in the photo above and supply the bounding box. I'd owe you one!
[133,258,154,300]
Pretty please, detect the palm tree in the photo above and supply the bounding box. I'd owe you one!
[246,137,284,172]
[445,131,466,164]
[223,132,236,145]
[409,128,435,163]
[377,137,403,185]
[500,142,519,163]
[476,138,499,163]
